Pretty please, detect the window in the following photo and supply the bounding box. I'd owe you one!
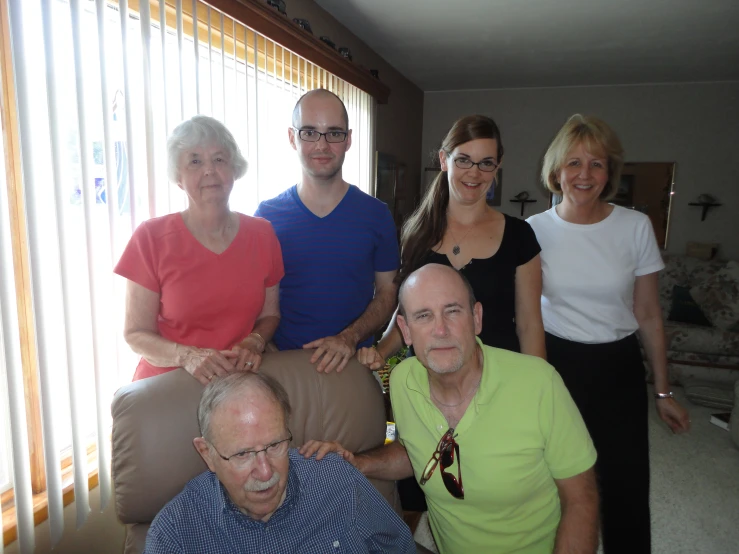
[1,0,378,548]
[0,122,13,498]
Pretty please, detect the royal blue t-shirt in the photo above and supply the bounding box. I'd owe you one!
[255,185,399,350]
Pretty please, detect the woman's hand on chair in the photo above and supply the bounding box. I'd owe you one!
[222,336,263,372]
[181,346,235,385]
[357,346,385,371]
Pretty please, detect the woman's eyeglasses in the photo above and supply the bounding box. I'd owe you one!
[419,428,464,499]
[453,157,499,172]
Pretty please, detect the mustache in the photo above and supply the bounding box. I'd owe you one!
[243,471,281,492]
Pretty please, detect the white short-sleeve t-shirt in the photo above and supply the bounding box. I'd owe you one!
[527,205,664,344]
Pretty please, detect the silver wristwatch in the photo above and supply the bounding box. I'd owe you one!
[654,392,674,399]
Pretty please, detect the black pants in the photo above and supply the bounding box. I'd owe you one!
[546,332,651,554]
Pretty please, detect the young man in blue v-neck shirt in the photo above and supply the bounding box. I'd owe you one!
[255,89,399,373]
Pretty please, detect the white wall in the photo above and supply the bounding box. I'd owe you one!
[5,485,126,554]
[422,82,739,259]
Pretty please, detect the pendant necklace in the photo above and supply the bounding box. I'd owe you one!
[448,224,474,256]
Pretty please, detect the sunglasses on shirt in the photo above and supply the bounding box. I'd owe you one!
[419,427,464,499]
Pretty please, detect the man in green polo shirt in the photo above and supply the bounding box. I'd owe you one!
[302,263,599,553]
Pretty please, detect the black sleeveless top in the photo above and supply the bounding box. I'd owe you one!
[418,214,541,353]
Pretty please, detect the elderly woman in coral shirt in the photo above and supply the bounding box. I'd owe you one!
[115,116,283,385]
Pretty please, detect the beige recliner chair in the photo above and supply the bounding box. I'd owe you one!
[111,349,404,554]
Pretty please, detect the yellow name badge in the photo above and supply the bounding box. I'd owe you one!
[385,422,397,444]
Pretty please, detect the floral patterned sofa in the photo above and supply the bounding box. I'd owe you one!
[651,254,739,408]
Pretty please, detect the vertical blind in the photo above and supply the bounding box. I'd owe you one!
[0,0,376,550]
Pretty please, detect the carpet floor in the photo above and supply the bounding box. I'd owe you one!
[649,385,739,554]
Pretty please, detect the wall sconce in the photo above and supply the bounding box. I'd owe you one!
[266,0,286,16]
[320,36,336,49]
[293,18,313,34]
[688,193,722,221]
[510,191,537,216]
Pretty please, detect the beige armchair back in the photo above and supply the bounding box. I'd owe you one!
[111,350,399,554]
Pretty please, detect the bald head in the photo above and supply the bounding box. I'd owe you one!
[396,264,482,376]
[398,264,476,318]
[292,88,349,130]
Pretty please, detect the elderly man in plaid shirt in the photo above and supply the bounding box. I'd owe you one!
[143,372,414,553]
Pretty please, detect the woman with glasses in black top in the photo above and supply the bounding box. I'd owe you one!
[358,114,545,370]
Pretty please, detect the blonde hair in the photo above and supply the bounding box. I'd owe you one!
[541,114,624,201]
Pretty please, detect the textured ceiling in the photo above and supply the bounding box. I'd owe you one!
[314,0,739,90]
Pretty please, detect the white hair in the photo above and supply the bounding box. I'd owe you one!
[198,372,291,443]
[167,115,248,183]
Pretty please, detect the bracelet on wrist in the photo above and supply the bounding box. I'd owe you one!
[248,332,265,352]
[654,391,674,400]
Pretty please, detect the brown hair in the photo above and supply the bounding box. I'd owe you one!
[397,115,504,284]
[541,114,624,201]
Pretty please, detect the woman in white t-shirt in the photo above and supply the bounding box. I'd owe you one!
[527,114,690,554]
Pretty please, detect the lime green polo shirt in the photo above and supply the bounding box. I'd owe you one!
[389,340,596,554]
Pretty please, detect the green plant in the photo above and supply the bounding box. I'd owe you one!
[378,346,409,391]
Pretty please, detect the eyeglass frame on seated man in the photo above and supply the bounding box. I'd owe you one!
[292,127,349,143]
[208,431,293,469]
[419,427,464,499]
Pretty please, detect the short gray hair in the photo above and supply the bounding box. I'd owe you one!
[198,372,292,443]
[167,115,248,183]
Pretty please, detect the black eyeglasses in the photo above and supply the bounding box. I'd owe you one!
[209,431,293,470]
[453,157,499,173]
[293,128,349,143]
[419,428,464,499]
